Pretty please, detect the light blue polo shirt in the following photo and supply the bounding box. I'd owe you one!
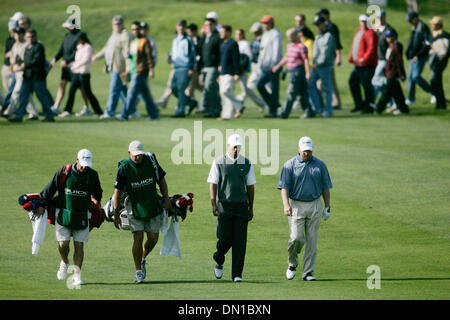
[277,154,332,201]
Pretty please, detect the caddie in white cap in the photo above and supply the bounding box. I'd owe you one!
[77,149,93,167]
[207,134,256,282]
[114,140,172,284]
[128,140,145,156]
[278,136,332,281]
[34,148,103,287]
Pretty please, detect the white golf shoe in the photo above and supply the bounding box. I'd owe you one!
[303,272,316,281]
[134,270,145,284]
[57,261,69,280]
[214,264,223,279]
[286,267,296,280]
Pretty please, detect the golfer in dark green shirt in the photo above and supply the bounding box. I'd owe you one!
[207,134,256,282]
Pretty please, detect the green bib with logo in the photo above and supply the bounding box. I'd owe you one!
[120,157,159,219]
[57,169,91,230]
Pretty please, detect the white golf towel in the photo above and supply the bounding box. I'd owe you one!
[160,212,182,259]
[29,210,47,255]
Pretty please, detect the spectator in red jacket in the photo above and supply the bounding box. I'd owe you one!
[375,29,409,115]
[348,14,378,114]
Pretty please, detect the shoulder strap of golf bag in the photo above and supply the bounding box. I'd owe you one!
[145,152,160,182]
[47,164,72,225]
[59,164,72,188]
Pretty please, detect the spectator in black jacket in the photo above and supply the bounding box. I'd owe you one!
[405,11,433,106]
[8,29,54,122]
[49,18,88,115]
[317,8,342,109]
[199,17,222,117]
[428,16,449,110]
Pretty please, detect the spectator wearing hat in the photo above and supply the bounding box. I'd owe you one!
[118,21,158,121]
[2,27,38,119]
[371,10,398,102]
[198,17,222,117]
[34,148,103,287]
[428,16,449,110]
[272,28,313,119]
[169,19,198,118]
[206,11,220,31]
[60,32,103,118]
[309,15,336,118]
[92,15,131,120]
[348,14,378,114]
[257,15,283,118]
[317,8,342,110]
[217,25,242,120]
[238,21,266,113]
[208,134,256,282]
[9,29,55,122]
[49,18,88,115]
[375,29,409,115]
[405,11,433,106]
[278,136,332,281]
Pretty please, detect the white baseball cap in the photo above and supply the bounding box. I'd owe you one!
[128,140,145,156]
[11,12,24,22]
[206,11,219,22]
[227,134,243,147]
[77,149,93,167]
[359,14,369,22]
[298,136,313,152]
[250,22,263,33]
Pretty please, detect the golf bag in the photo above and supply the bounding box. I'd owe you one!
[103,192,194,230]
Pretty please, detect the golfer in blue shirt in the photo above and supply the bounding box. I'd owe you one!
[278,136,332,281]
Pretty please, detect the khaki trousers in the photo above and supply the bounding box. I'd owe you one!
[3,71,38,117]
[287,198,322,278]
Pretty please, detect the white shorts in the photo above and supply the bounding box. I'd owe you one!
[127,212,163,234]
[55,209,90,243]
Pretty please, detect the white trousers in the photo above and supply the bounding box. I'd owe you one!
[220,74,242,119]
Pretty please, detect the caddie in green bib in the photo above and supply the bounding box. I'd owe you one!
[57,168,92,230]
[119,157,160,219]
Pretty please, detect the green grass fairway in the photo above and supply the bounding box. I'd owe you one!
[0,0,449,300]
